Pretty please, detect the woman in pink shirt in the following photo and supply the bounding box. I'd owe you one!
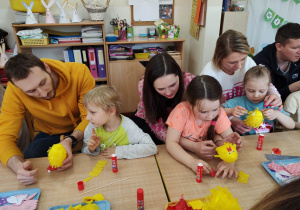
[132,53,194,144]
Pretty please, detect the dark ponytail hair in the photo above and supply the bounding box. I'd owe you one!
[143,53,184,123]
[185,75,223,140]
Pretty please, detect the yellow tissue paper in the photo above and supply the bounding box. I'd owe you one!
[214,142,238,163]
[237,171,249,184]
[67,203,99,210]
[188,199,204,209]
[83,193,105,204]
[88,160,107,177]
[244,108,264,128]
[48,143,67,168]
[84,160,108,182]
[202,186,242,210]
[83,177,93,183]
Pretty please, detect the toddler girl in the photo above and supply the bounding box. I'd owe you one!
[166,75,241,178]
[224,65,295,135]
[82,86,157,159]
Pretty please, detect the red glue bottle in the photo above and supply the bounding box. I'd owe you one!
[111,154,118,173]
[196,163,203,183]
[137,188,144,210]
[257,134,264,150]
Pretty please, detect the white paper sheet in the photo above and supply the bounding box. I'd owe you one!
[133,0,159,21]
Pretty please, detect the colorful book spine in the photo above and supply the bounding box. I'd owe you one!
[95,47,106,78]
[87,48,99,78]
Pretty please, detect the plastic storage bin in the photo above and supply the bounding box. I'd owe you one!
[10,0,47,13]
[21,38,49,46]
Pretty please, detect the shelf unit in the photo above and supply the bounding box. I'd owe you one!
[12,21,185,113]
[105,37,185,113]
[11,20,109,84]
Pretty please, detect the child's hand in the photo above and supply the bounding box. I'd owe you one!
[100,147,116,159]
[215,161,238,179]
[195,140,216,159]
[222,132,243,151]
[232,106,247,118]
[190,159,212,175]
[231,117,253,134]
[261,108,277,120]
[87,128,101,153]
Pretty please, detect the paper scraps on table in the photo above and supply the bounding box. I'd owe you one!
[188,199,203,209]
[268,161,300,181]
[84,160,107,183]
[237,171,249,184]
[83,193,105,204]
[272,148,281,155]
[0,193,38,210]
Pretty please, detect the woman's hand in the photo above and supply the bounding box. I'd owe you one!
[264,94,282,108]
[195,140,216,159]
[232,106,247,118]
[190,159,212,175]
[215,161,238,179]
[231,117,253,134]
[222,132,242,151]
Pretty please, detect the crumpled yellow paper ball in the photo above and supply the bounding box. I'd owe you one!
[48,143,67,168]
[244,108,264,128]
[202,186,242,210]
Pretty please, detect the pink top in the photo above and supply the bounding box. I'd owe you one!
[135,72,195,142]
[166,101,231,141]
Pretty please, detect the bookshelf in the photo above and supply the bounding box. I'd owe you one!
[11,20,109,84]
[12,21,185,113]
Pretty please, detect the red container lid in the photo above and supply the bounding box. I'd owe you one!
[77,181,84,191]
[137,188,144,200]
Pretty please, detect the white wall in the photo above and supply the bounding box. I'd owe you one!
[0,0,223,73]
[188,0,223,75]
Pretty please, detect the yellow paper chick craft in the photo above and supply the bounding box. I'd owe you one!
[202,186,242,210]
[244,108,264,128]
[47,143,67,171]
[214,142,238,163]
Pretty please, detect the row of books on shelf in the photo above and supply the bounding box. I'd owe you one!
[64,46,106,79]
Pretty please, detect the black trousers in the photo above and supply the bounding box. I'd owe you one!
[130,113,164,145]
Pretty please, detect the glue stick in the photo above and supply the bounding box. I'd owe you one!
[257,134,264,150]
[137,188,144,210]
[196,163,203,183]
[111,154,118,173]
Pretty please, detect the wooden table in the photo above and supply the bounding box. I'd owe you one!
[156,130,300,210]
[0,154,168,209]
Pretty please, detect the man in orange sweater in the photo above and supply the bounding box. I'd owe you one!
[0,53,95,185]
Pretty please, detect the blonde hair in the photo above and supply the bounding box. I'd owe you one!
[244,65,271,86]
[83,85,121,115]
[212,30,250,69]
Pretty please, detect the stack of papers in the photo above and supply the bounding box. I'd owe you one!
[81,26,103,43]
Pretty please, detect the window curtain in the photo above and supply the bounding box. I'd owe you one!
[246,0,300,56]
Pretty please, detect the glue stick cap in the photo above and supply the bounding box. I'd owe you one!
[198,163,203,167]
[77,181,84,191]
[137,188,144,200]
